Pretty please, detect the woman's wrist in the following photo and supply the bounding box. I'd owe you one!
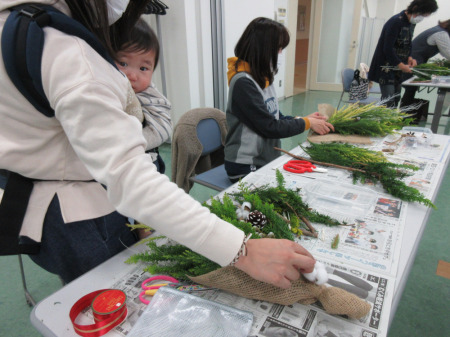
[229,233,252,266]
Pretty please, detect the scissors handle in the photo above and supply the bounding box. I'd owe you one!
[283,160,315,174]
[142,275,179,289]
[140,275,179,305]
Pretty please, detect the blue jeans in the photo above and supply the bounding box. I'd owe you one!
[29,195,138,283]
[380,83,402,108]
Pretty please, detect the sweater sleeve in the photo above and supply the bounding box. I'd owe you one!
[231,77,307,139]
[137,83,173,150]
[428,31,450,60]
[42,32,243,267]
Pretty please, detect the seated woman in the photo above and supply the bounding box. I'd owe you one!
[224,17,333,183]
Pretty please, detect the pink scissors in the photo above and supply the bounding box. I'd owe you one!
[283,160,327,174]
[139,275,179,304]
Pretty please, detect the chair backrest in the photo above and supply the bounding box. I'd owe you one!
[196,118,223,156]
[341,68,355,92]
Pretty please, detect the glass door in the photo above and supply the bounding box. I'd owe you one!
[309,0,363,91]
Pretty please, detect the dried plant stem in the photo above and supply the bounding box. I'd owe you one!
[299,215,318,238]
[273,209,317,237]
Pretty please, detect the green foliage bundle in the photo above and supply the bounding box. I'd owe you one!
[413,60,450,81]
[301,142,435,208]
[328,103,411,136]
[126,170,344,280]
[230,170,343,229]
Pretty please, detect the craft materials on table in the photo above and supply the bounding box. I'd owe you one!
[69,289,127,337]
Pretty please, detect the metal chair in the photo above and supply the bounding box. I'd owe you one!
[337,68,380,109]
[189,118,232,192]
[18,254,36,306]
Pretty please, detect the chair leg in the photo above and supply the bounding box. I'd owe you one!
[18,254,36,307]
[337,92,344,110]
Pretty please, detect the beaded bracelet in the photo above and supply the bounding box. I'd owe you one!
[229,233,252,266]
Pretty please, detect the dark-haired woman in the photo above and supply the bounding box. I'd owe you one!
[368,0,438,108]
[0,1,315,287]
[224,17,334,183]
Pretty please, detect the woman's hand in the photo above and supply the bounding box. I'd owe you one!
[308,117,335,135]
[306,112,328,120]
[398,62,412,73]
[408,57,417,68]
[234,238,316,289]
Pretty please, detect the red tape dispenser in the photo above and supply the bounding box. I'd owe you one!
[70,289,127,337]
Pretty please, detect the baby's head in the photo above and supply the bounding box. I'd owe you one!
[114,19,159,93]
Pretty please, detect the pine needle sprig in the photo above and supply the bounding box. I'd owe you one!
[298,142,435,208]
[328,103,411,136]
[125,170,345,279]
[230,169,344,230]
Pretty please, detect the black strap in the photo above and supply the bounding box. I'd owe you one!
[353,69,361,85]
[1,3,117,117]
[0,172,40,255]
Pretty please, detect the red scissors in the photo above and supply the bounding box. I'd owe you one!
[139,275,179,304]
[283,160,327,174]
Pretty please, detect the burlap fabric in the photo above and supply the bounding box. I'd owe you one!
[189,266,371,320]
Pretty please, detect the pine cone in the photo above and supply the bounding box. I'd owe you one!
[247,210,267,228]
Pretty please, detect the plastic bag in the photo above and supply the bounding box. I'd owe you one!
[128,287,253,337]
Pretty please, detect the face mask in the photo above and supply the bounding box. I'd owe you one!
[106,0,130,25]
[276,58,283,69]
[276,50,283,69]
[410,15,424,24]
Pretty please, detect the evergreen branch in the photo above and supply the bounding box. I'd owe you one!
[327,103,411,136]
[127,169,346,279]
[277,143,435,208]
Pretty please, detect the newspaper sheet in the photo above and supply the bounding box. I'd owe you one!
[238,171,406,277]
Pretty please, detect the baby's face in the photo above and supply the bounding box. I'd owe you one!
[115,49,156,93]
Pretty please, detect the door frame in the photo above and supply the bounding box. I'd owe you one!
[308,0,363,91]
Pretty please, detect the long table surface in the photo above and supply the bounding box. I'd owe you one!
[31,130,450,337]
[402,76,450,133]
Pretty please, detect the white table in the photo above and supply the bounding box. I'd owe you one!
[402,77,450,133]
[31,134,450,337]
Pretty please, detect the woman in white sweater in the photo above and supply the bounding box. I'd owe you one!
[0,0,315,286]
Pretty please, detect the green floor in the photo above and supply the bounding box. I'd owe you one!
[0,90,448,336]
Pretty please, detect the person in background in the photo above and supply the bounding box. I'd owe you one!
[368,0,438,108]
[224,17,334,183]
[400,19,450,108]
[0,0,315,286]
[114,18,172,174]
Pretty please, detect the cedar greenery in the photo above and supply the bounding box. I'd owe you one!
[328,103,412,136]
[126,170,344,280]
[412,60,450,81]
[300,142,436,209]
